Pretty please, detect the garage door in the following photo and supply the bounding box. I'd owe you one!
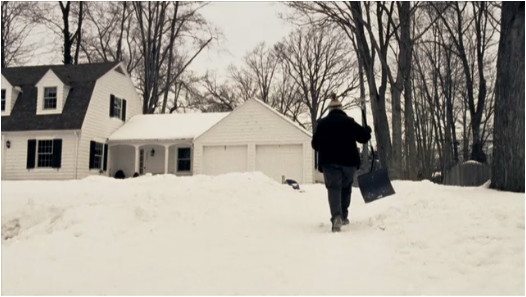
[256,144,303,183]
[202,145,247,175]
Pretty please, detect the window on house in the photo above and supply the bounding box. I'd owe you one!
[26,139,62,169]
[139,149,145,174]
[110,95,127,121]
[1,89,5,111]
[37,140,54,167]
[43,87,57,109]
[113,98,122,117]
[89,141,108,171]
[177,148,191,172]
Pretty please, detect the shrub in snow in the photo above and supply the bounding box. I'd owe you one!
[114,170,125,179]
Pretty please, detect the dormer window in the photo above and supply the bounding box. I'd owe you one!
[35,69,69,115]
[1,89,5,111]
[43,87,57,109]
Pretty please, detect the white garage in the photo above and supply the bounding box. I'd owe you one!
[202,145,248,175]
[256,144,303,183]
[194,99,314,183]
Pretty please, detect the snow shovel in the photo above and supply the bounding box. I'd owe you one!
[357,110,395,203]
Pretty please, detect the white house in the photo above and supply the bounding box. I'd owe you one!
[2,63,314,183]
[1,62,142,180]
[108,99,314,183]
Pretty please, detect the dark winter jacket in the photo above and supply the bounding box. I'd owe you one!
[311,109,371,171]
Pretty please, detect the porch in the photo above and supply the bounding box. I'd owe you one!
[108,142,192,178]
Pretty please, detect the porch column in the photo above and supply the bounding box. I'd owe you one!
[164,145,170,174]
[106,144,111,177]
[134,145,140,174]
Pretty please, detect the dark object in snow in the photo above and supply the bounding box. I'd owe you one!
[114,170,125,179]
[285,179,300,190]
[133,172,139,178]
[357,109,395,203]
[443,161,491,186]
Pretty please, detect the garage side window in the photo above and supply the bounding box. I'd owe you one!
[177,148,191,172]
[109,94,127,121]
[1,89,5,111]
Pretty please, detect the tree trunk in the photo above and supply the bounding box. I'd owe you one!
[1,2,6,68]
[73,1,82,64]
[398,1,417,179]
[350,2,392,171]
[60,2,73,65]
[491,2,525,192]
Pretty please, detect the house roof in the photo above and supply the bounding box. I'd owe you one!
[108,112,229,142]
[1,62,120,132]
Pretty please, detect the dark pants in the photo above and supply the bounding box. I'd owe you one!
[322,164,356,221]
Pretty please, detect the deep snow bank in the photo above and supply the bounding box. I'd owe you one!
[1,173,524,295]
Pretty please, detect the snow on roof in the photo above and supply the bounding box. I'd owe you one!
[109,112,229,141]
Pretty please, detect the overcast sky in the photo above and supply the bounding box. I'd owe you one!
[189,1,295,77]
[26,2,296,79]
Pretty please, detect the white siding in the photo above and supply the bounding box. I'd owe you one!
[194,99,314,183]
[202,145,248,175]
[77,65,142,179]
[256,144,303,183]
[1,131,80,180]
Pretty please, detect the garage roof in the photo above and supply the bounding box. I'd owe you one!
[109,112,229,141]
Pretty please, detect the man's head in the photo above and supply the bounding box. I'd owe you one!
[328,93,342,110]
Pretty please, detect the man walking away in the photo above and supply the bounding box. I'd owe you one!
[311,93,372,232]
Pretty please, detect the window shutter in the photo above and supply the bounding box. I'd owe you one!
[52,139,62,168]
[103,144,108,171]
[27,139,36,169]
[121,99,127,121]
[109,95,115,117]
[89,141,95,169]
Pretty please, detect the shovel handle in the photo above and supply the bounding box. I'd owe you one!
[361,108,375,173]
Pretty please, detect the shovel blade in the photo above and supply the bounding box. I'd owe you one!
[358,167,395,203]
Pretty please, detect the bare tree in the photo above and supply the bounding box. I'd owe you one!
[243,42,280,104]
[491,2,524,192]
[229,65,258,103]
[82,2,140,73]
[271,60,307,129]
[58,1,83,64]
[274,25,359,133]
[133,1,214,114]
[433,2,499,162]
[193,72,241,112]
[1,1,34,67]
[30,1,84,65]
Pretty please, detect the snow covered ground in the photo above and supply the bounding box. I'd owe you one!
[1,172,524,295]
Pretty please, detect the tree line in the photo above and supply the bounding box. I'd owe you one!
[1,1,523,192]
